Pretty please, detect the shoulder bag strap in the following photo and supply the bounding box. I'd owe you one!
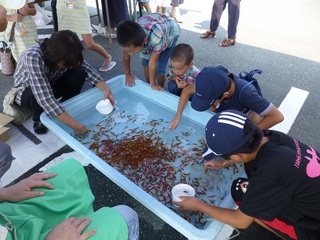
[9,22,16,43]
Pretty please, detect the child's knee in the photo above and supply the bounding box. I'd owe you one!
[168,81,178,93]
[85,41,96,50]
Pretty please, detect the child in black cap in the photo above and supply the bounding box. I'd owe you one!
[169,65,283,131]
[175,110,320,240]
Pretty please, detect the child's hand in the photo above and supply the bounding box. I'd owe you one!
[150,83,163,91]
[173,196,202,212]
[169,115,181,130]
[46,217,96,240]
[170,76,180,82]
[125,74,137,87]
[208,104,218,112]
[73,125,89,137]
[203,159,232,170]
[10,13,23,23]
[177,80,187,89]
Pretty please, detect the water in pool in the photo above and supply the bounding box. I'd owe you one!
[73,88,243,228]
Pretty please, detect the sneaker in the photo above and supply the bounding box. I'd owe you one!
[107,33,117,38]
[33,121,48,134]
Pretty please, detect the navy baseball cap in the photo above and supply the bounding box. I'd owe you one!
[202,110,254,160]
[191,66,230,111]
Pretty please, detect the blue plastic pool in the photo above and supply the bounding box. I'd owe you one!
[41,75,245,240]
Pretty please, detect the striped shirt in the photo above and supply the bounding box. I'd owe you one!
[14,44,102,118]
[0,0,38,61]
[56,0,91,34]
[167,65,200,84]
[136,13,180,59]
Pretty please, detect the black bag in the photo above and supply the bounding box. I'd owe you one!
[238,69,263,105]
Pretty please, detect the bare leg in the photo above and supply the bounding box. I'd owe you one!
[104,27,116,34]
[157,75,165,88]
[156,6,166,14]
[143,66,150,84]
[81,34,112,69]
[170,6,182,23]
[104,27,117,39]
[143,2,153,14]
[144,67,165,87]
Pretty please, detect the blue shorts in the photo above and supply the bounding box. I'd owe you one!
[141,47,173,76]
[168,81,194,101]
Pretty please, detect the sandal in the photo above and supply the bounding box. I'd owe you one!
[219,38,236,47]
[99,61,116,72]
[105,33,117,39]
[200,30,216,39]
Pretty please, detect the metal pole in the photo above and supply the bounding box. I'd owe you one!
[133,0,137,21]
[51,0,58,31]
[103,0,112,47]
[127,0,132,20]
[138,1,142,17]
[95,0,102,28]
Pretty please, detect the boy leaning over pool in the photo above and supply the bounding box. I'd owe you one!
[176,110,320,240]
[169,66,284,131]
[117,12,180,91]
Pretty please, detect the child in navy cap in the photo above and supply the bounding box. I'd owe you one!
[175,110,320,240]
[169,66,284,130]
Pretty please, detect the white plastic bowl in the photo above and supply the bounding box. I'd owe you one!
[172,184,195,204]
[95,99,113,115]
[1,0,25,9]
